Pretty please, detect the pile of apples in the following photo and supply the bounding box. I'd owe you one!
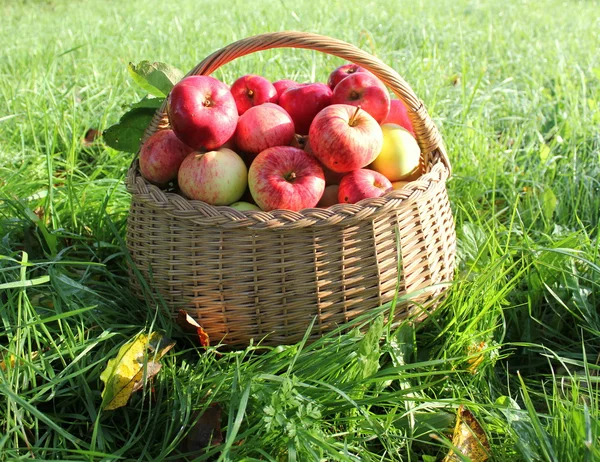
[139,63,422,212]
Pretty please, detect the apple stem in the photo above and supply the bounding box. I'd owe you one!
[285,171,297,182]
[349,105,361,127]
[294,134,307,149]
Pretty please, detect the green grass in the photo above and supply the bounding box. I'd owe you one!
[1,0,599,460]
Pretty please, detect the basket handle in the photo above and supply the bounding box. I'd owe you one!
[143,31,451,174]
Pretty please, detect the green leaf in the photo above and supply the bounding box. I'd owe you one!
[357,315,384,378]
[389,322,415,368]
[539,143,551,163]
[392,411,455,436]
[458,223,489,272]
[542,187,558,222]
[0,275,50,290]
[127,61,183,97]
[517,373,559,462]
[102,107,156,153]
[130,95,165,110]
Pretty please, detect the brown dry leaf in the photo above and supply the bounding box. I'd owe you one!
[83,128,101,146]
[131,361,163,393]
[177,310,210,347]
[178,403,223,457]
[99,332,175,410]
[443,405,490,462]
[32,206,52,227]
[33,206,45,221]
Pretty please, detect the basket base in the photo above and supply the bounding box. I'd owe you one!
[126,163,456,347]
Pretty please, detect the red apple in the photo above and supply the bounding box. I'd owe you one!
[273,79,299,98]
[233,103,295,155]
[318,184,340,207]
[139,129,194,185]
[308,104,383,173]
[322,164,344,185]
[303,136,344,185]
[338,169,392,204]
[248,146,325,212]
[332,72,390,124]
[230,74,278,115]
[178,148,248,205]
[279,83,333,135]
[168,75,238,151]
[383,99,416,137]
[219,138,238,151]
[327,63,372,90]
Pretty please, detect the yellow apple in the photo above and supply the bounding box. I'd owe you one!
[392,180,410,190]
[370,124,421,182]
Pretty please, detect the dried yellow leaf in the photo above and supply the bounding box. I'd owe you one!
[443,405,490,462]
[0,351,40,372]
[466,341,487,374]
[99,332,174,411]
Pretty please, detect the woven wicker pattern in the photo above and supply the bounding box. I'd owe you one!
[126,32,456,346]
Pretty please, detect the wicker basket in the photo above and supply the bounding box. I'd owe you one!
[125,31,456,347]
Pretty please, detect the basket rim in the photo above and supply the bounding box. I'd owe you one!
[126,157,450,230]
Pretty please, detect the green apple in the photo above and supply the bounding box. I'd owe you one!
[178,148,248,206]
[230,201,261,211]
[370,123,421,182]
